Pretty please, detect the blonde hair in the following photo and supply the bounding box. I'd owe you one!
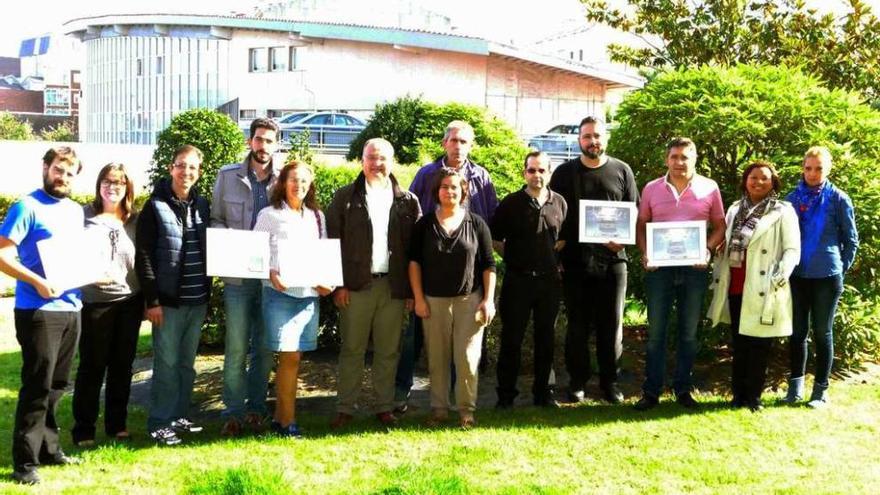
[803,146,833,165]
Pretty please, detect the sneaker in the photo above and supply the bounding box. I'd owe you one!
[376,411,398,427]
[171,418,203,433]
[220,418,243,437]
[634,395,659,411]
[12,469,40,485]
[601,384,625,404]
[150,427,182,446]
[747,399,764,412]
[534,397,560,409]
[272,422,303,439]
[675,392,700,410]
[393,402,409,415]
[243,412,268,434]
[41,451,81,466]
[567,389,586,404]
[807,397,829,409]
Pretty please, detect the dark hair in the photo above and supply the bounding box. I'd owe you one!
[523,150,548,169]
[431,167,469,206]
[740,160,781,194]
[665,137,696,156]
[269,161,319,211]
[91,163,136,222]
[42,146,82,174]
[250,117,279,137]
[579,116,604,129]
[172,144,203,165]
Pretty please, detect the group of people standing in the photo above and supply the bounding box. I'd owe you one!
[0,116,858,485]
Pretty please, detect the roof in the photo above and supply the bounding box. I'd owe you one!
[63,13,643,89]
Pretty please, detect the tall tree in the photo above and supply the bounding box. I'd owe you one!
[583,0,880,104]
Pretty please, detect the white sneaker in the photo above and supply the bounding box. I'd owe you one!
[150,427,182,446]
[171,418,203,433]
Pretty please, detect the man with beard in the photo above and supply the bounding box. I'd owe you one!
[211,118,281,436]
[0,147,84,484]
[548,116,639,405]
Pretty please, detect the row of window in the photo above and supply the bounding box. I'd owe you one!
[249,47,299,73]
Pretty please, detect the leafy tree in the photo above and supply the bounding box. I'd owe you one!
[610,64,880,368]
[583,0,880,104]
[0,112,34,140]
[39,121,77,142]
[149,108,246,200]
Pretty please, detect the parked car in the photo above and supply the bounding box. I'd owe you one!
[527,124,580,160]
[277,111,366,151]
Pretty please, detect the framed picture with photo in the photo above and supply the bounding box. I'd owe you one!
[578,200,637,244]
[645,221,707,267]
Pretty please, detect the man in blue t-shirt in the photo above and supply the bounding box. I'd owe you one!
[0,147,84,485]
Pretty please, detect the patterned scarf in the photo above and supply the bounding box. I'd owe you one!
[788,179,832,267]
[728,192,777,268]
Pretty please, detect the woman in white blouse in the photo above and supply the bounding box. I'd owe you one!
[253,161,331,438]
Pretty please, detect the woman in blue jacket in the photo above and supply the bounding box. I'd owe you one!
[784,146,859,408]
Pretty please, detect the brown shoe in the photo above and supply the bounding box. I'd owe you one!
[330,412,354,430]
[459,414,477,430]
[220,418,242,437]
[376,411,398,426]
[425,409,449,427]
[243,412,268,433]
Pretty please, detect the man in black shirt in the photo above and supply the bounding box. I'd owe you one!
[548,117,639,404]
[491,151,567,408]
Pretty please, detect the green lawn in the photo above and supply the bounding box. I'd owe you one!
[0,309,878,494]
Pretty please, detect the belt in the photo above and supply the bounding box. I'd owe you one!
[371,272,389,278]
[510,269,555,277]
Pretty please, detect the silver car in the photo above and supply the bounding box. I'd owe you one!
[278,111,366,151]
[527,124,580,161]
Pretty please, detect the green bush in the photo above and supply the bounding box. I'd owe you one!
[609,63,880,368]
[40,121,77,142]
[348,96,529,198]
[0,112,33,140]
[149,108,247,200]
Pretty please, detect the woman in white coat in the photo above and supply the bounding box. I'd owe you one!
[708,161,800,411]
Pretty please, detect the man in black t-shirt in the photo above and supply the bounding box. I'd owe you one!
[491,151,567,408]
[548,117,639,404]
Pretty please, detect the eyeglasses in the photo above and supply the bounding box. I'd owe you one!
[172,162,200,172]
[100,179,127,188]
[525,168,547,174]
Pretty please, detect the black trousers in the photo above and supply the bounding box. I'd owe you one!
[562,262,627,390]
[12,309,80,473]
[496,271,561,402]
[72,294,143,442]
[729,295,772,403]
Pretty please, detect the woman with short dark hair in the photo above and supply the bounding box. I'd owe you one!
[708,161,800,411]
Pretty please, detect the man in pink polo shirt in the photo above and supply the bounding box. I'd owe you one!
[634,137,726,411]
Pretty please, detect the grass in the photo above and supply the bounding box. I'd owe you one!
[0,306,878,493]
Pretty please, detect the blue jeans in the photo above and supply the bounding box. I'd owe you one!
[222,280,272,418]
[789,274,843,391]
[148,304,207,432]
[642,266,710,398]
[394,314,423,400]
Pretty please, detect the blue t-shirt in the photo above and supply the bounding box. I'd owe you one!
[0,189,84,311]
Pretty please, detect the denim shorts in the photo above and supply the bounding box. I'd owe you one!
[261,287,319,352]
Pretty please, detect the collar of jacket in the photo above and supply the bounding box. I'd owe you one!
[729,199,785,244]
[236,156,277,181]
[352,172,405,202]
[153,178,200,206]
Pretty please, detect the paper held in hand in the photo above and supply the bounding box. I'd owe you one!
[277,238,344,288]
[36,230,112,292]
[206,228,270,279]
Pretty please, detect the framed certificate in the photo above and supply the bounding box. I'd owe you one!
[645,221,707,267]
[579,200,637,244]
[206,228,271,279]
[277,238,344,288]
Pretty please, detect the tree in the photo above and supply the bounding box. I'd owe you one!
[0,112,34,140]
[583,0,880,104]
[40,121,77,142]
[610,64,880,368]
[149,108,246,200]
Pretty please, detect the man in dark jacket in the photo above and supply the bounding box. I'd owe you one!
[326,138,420,428]
[136,144,211,446]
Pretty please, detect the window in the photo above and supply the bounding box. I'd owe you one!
[240,109,257,119]
[270,47,287,72]
[249,48,267,72]
[136,58,144,76]
[156,56,164,75]
[303,114,331,126]
[289,47,298,70]
[267,109,284,118]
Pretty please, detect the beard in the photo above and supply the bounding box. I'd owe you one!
[43,176,70,198]
[580,143,603,159]
[250,150,272,165]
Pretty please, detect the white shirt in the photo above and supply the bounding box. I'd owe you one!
[365,180,393,273]
[253,202,326,298]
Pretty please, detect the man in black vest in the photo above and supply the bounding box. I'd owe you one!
[136,144,211,445]
[548,117,639,404]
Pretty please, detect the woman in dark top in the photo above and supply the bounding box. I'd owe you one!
[409,167,496,429]
[784,146,858,408]
[72,163,142,446]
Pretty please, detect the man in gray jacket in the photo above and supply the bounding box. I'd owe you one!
[211,118,280,436]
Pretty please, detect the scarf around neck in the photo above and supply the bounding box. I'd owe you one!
[728,192,777,268]
[788,179,832,267]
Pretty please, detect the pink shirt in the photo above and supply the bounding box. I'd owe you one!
[638,174,725,223]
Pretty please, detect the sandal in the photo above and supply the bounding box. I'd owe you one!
[459,414,477,430]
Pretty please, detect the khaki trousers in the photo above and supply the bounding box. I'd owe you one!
[423,291,486,413]
[336,277,405,414]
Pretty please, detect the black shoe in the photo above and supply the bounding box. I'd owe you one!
[567,389,585,404]
[495,398,514,410]
[676,392,700,409]
[634,395,659,411]
[601,384,625,404]
[534,397,560,409]
[41,451,80,466]
[12,469,40,485]
[747,399,764,412]
[730,396,746,408]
